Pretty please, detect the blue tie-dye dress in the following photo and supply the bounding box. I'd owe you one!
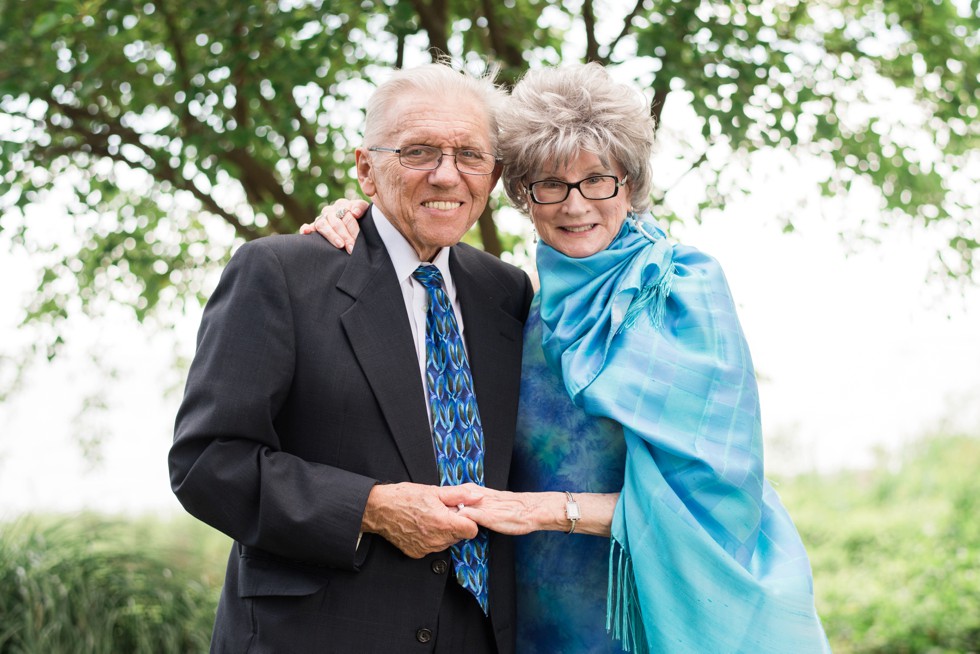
[510,297,627,653]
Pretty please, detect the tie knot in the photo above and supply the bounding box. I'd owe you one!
[412,265,444,290]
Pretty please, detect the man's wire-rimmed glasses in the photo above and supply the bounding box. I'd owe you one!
[527,174,629,205]
[368,145,500,176]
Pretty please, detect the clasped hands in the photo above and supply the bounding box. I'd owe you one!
[362,482,540,559]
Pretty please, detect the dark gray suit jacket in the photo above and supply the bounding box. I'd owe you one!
[170,209,533,653]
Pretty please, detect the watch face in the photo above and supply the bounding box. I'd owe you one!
[566,502,581,520]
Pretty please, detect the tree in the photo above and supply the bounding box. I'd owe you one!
[1,0,977,369]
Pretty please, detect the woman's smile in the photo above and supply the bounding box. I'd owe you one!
[559,224,598,233]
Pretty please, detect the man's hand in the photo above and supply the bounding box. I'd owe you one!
[361,482,480,559]
[299,199,369,254]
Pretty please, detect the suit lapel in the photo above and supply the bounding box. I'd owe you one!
[338,210,439,485]
[451,247,524,491]
[337,216,522,490]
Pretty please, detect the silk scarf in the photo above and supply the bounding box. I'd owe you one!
[536,214,831,653]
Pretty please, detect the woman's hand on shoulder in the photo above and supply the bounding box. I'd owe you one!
[299,198,369,254]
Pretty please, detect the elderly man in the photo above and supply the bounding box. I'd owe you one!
[170,63,533,653]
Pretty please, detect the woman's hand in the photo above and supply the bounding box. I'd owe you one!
[299,198,369,253]
[439,484,619,537]
[439,484,541,536]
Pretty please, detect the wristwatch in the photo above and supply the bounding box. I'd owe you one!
[564,491,580,534]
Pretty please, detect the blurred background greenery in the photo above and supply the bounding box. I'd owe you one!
[3,433,978,653]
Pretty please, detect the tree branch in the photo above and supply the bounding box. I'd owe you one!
[224,144,315,229]
[663,149,710,198]
[478,0,525,68]
[396,30,406,69]
[477,205,502,256]
[155,0,199,137]
[606,0,646,60]
[408,0,450,57]
[291,102,326,182]
[651,86,668,131]
[581,0,600,62]
[155,0,189,76]
[49,100,265,240]
[229,10,250,130]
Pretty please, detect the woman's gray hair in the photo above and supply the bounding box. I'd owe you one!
[364,60,509,151]
[498,63,656,214]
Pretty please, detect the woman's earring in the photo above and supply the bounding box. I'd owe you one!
[532,227,538,244]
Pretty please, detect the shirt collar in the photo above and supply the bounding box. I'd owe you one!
[372,205,455,292]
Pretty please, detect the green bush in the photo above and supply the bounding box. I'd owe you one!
[780,434,980,653]
[0,515,227,654]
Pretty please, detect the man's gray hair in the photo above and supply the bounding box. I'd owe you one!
[498,63,656,214]
[364,60,509,151]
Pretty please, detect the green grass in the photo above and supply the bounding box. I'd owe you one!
[1,434,978,653]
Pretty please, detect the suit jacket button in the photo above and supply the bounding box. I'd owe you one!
[431,559,448,575]
[416,628,433,643]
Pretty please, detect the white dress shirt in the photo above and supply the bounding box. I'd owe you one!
[372,207,469,427]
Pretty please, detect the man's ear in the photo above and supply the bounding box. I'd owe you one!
[355,149,376,196]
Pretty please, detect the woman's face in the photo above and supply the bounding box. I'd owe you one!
[527,151,631,258]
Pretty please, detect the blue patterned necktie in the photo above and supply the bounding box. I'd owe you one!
[412,264,489,614]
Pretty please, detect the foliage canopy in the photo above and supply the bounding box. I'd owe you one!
[1,0,977,360]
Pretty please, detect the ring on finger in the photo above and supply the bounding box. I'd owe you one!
[335,207,347,220]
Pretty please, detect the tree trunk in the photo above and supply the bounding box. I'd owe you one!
[477,205,502,256]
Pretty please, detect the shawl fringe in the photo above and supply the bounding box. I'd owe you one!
[606,537,648,653]
[618,262,674,334]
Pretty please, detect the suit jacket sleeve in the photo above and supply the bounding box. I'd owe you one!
[169,238,377,570]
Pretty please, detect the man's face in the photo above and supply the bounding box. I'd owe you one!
[356,91,500,261]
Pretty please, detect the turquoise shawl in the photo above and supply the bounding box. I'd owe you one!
[536,214,831,653]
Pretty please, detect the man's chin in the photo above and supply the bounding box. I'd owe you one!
[418,217,478,242]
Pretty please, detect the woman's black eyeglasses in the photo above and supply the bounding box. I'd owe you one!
[527,174,629,204]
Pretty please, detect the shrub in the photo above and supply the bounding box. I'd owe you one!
[0,515,224,654]
[780,435,980,653]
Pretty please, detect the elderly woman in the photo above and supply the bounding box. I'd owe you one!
[310,63,829,653]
